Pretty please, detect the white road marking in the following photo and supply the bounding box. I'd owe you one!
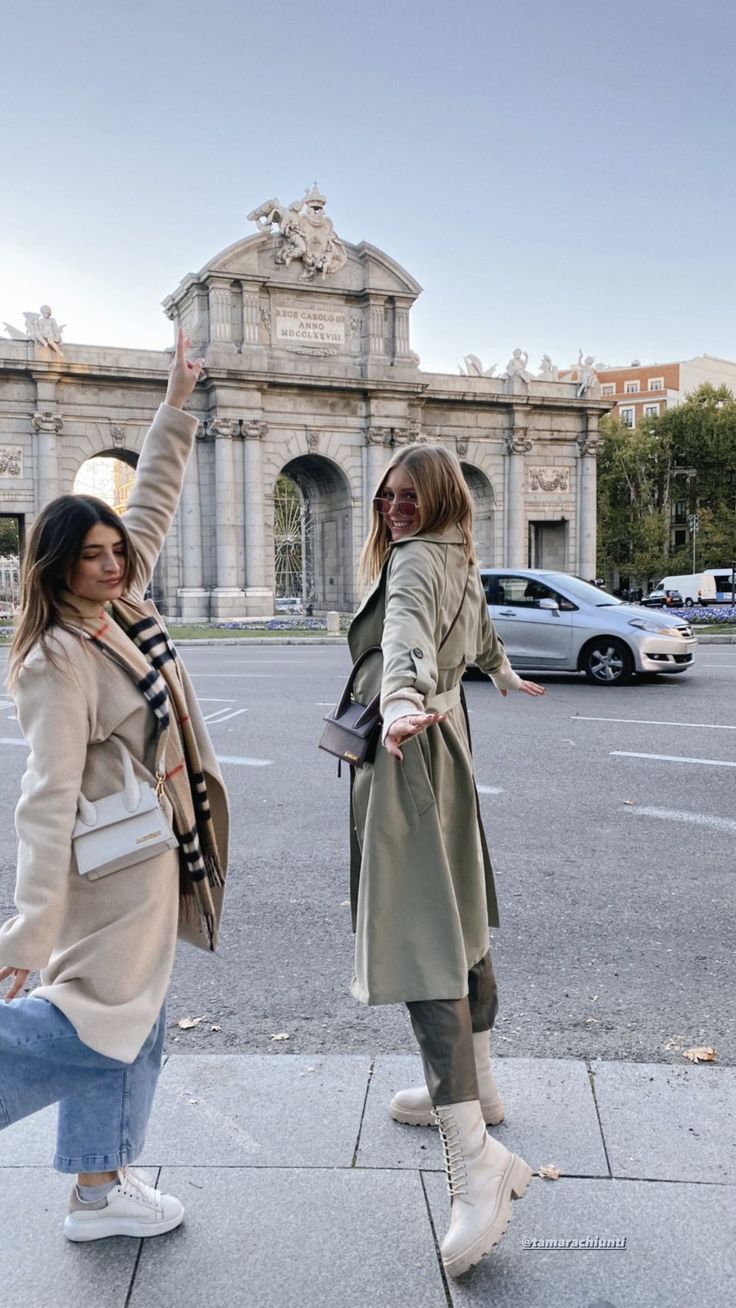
[189,673,273,678]
[198,697,237,704]
[626,806,736,834]
[0,737,24,747]
[611,750,736,769]
[203,707,249,724]
[574,715,736,731]
[477,784,504,795]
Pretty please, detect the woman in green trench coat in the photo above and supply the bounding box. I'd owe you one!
[347,444,545,1278]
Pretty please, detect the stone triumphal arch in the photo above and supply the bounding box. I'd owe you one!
[0,187,608,616]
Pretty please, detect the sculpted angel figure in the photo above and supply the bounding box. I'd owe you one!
[502,348,532,384]
[537,354,559,381]
[4,305,64,355]
[576,350,598,397]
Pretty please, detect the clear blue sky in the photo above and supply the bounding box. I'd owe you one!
[3,0,735,373]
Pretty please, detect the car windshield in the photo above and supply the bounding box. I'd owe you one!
[541,574,623,607]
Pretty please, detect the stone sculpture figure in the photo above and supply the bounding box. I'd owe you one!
[575,350,598,397]
[502,348,532,384]
[248,184,348,282]
[4,305,64,355]
[459,354,497,377]
[537,354,559,381]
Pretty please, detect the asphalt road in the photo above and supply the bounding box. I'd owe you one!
[0,643,734,1065]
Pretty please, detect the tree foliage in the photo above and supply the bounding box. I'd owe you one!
[597,384,736,586]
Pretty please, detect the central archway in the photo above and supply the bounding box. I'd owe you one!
[461,462,496,565]
[275,454,353,611]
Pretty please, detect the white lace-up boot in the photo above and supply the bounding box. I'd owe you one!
[434,1099,532,1278]
[389,1031,504,1126]
[64,1168,184,1242]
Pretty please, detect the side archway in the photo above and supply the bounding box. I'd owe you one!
[461,462,496,565]
[73,449,138,513]
[274,454,353,611]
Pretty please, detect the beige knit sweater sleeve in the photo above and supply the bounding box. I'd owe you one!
[123,402,199,598]
[0,651,90,971]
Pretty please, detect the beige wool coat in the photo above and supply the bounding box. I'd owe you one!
[0,404,229,1063]
[347,528,522,1007]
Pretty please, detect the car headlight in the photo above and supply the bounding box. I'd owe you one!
[628,618,680,636]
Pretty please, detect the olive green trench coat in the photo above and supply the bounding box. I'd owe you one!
[347,528,520,1007]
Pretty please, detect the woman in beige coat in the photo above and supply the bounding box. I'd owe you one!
[0,331,228,1241]
[347,444,544,1278]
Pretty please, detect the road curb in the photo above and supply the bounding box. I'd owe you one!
[173,636,347,647]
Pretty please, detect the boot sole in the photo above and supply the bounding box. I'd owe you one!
[442,1152,532,1279]
[389,1103,505,1127]
[64,1209,184,1242]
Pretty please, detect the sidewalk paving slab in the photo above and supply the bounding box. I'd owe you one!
[424,1172,735,1308]
[1,1168,140,1307]
[357,1054,609,1177]
[140,1053,372,1168]
[130,1166,448,1308]
[592,1060,736,1183]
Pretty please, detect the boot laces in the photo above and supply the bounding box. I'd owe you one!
[433,1109,469,1198]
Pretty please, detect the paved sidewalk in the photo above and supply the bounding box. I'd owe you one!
[1,1054,733,1307]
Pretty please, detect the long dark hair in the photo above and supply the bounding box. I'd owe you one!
[7,495,138,687]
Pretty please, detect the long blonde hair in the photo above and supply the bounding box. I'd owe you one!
[7,495,138,689]
[358,444,475,588]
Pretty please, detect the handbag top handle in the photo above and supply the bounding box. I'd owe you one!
[76,738,141,827]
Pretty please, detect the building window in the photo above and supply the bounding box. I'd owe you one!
[673,528,687,549]
[601,383,615,395]
[644,403,660,417]
[620,407,635,428]
[624,380,640,393]
[648,377,664,390]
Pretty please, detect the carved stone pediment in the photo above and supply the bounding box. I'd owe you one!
[528,466,571,493]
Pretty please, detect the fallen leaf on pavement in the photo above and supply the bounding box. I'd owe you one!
[177,1016,204,1030]
[271,1032,290,1041]
[623,800,636,807]
[683,1045,717,1063]
[210,1024,222,1032]
[538,1165,561,1180]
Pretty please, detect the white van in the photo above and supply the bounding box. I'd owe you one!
[703,567,736,601]
[653,573,716,605]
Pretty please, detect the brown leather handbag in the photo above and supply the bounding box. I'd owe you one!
[318,645,382,768]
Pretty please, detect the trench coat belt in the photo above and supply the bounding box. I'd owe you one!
[424,684,461,715]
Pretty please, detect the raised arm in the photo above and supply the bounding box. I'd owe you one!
[475,598,545,698]
[123,329,204,597]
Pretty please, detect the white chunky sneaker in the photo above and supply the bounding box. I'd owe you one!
[389,1031,504,1126]
[64,1169,184,1242]
[435,1100,532,1278]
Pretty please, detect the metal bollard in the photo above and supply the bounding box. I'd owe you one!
[326,611,340,635]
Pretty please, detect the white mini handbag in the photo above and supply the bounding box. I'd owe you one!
[72,737,179,881]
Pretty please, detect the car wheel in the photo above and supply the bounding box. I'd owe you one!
[685,596,694,606]
[582,638,634,685]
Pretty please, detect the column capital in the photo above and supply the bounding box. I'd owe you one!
[505,432,533,456]
[366,427,392,447]
[242,419,268,440]
[392,424,421,446]
[32,410,63,435]
[577,433,600,457]
[211,417,237,439]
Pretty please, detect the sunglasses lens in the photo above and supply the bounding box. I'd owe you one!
[373,497,418,519]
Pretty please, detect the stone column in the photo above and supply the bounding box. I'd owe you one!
[243,420,273,615]
[395,303,411,358]
[242,290,261,346]
[365,428,392,534]
[32,411,62,510]
[368,301,385,355]
[177,438,209,620]
[577,414,600,582]
[208,281,236,352]
[504,427,532,567]
[211,418,245,619]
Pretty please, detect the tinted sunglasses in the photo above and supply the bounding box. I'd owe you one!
[372,495,420,521]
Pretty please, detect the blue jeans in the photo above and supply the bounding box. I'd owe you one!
[0,996,165,1174]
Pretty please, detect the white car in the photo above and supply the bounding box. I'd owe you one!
[480,569,696,685]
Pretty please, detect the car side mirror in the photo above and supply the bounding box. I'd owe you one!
[538,597,559,611]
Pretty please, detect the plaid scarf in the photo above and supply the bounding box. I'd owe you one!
[59,593,224,950]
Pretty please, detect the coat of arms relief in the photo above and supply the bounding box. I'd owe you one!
[248,184,348,281]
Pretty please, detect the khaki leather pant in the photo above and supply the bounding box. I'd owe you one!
[406,951,498,1106]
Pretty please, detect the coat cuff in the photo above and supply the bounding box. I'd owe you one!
[490,655,524,692]
[380,691,425,742]
[158,401,199,437]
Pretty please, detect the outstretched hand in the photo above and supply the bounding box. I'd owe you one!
[165,327,205,410]
[384,711,446,761]
[498,679,546,698]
